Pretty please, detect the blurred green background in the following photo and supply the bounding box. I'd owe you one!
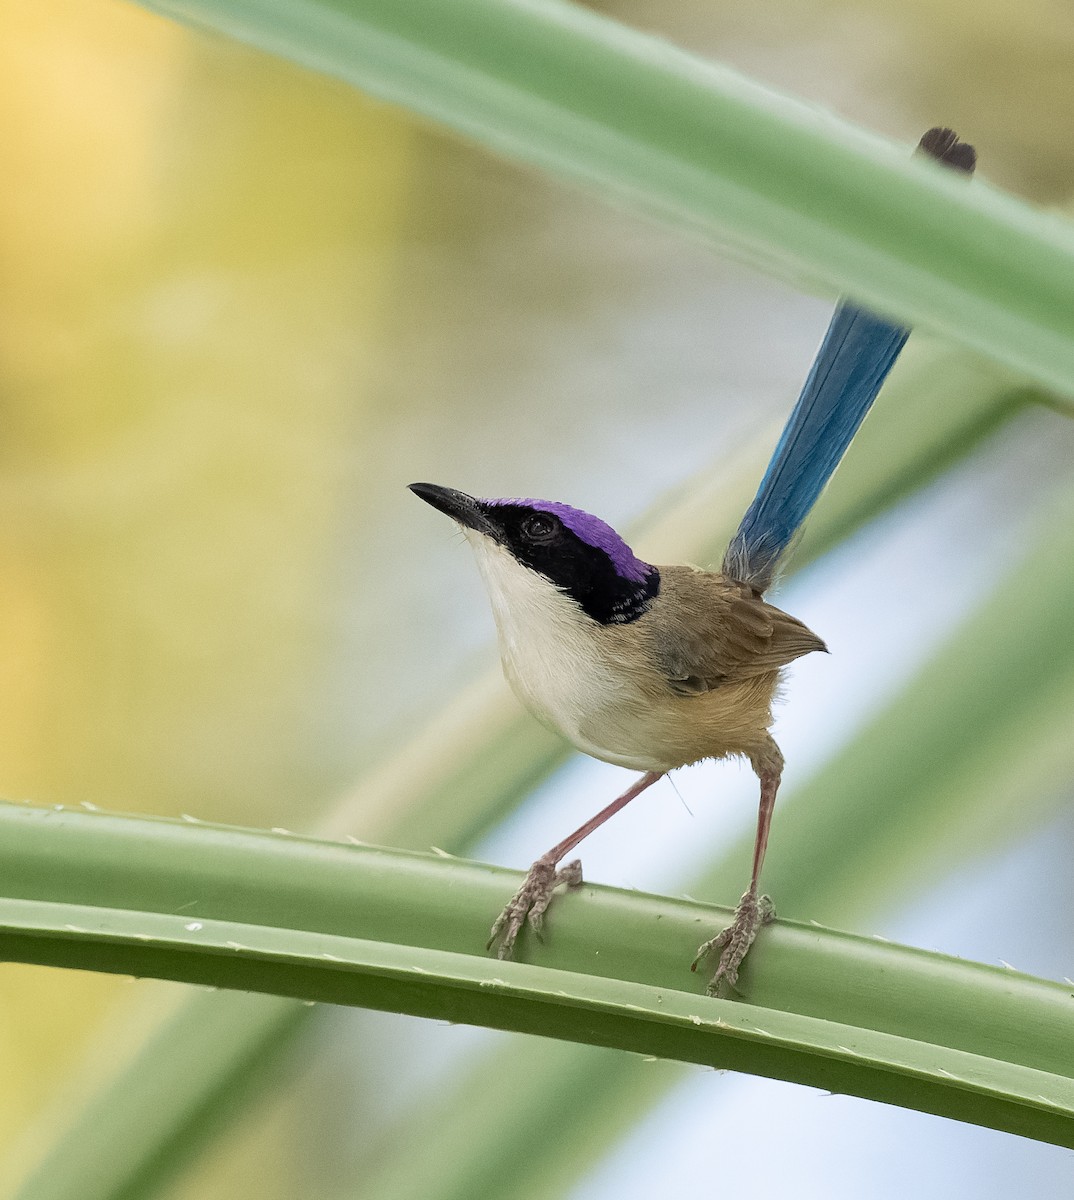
[3,0,1074,1195]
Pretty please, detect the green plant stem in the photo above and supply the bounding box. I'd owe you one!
[1,802,1073,1154]
[138,0,1074,393]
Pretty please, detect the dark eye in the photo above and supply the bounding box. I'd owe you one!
[520,513,557,543]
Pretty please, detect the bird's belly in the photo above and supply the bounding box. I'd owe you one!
[499,632,779,774]
[497,632,668,772]
[483,556,780,772]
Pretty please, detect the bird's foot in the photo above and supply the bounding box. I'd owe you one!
[692,889,775,996]
[487,856,583,960]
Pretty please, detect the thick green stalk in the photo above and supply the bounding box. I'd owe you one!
[137,0,1074,393]
[1,804,1073,1156]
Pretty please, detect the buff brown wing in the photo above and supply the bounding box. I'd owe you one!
[649,565,826,694]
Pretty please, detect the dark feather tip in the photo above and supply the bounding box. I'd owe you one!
[916,127,977,176]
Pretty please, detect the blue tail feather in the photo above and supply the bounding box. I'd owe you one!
[723,302,909,589]
[722,127,976,591]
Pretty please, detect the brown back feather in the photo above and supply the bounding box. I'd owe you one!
[649,564,826,694]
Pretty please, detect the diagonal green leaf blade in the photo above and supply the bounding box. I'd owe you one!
[136,0,1074,393]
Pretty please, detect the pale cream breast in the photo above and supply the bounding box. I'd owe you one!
[467,534,660,767]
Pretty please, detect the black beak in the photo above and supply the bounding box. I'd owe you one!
[408,483,498,537]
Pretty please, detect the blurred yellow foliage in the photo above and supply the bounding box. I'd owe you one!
[0,0,415,1184]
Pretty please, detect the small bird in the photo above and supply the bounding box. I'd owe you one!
[411,128,975,994]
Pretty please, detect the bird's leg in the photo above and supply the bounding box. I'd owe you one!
[487,770,664,960]
[693,741,783,995]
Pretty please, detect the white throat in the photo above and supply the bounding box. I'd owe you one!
[464,532,585,662]
[462,531,669,773]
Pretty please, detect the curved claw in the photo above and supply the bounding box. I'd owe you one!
[487,858,583,959]
[692,890,775,996]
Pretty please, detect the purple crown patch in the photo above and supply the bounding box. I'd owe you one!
[487,498,653,583]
